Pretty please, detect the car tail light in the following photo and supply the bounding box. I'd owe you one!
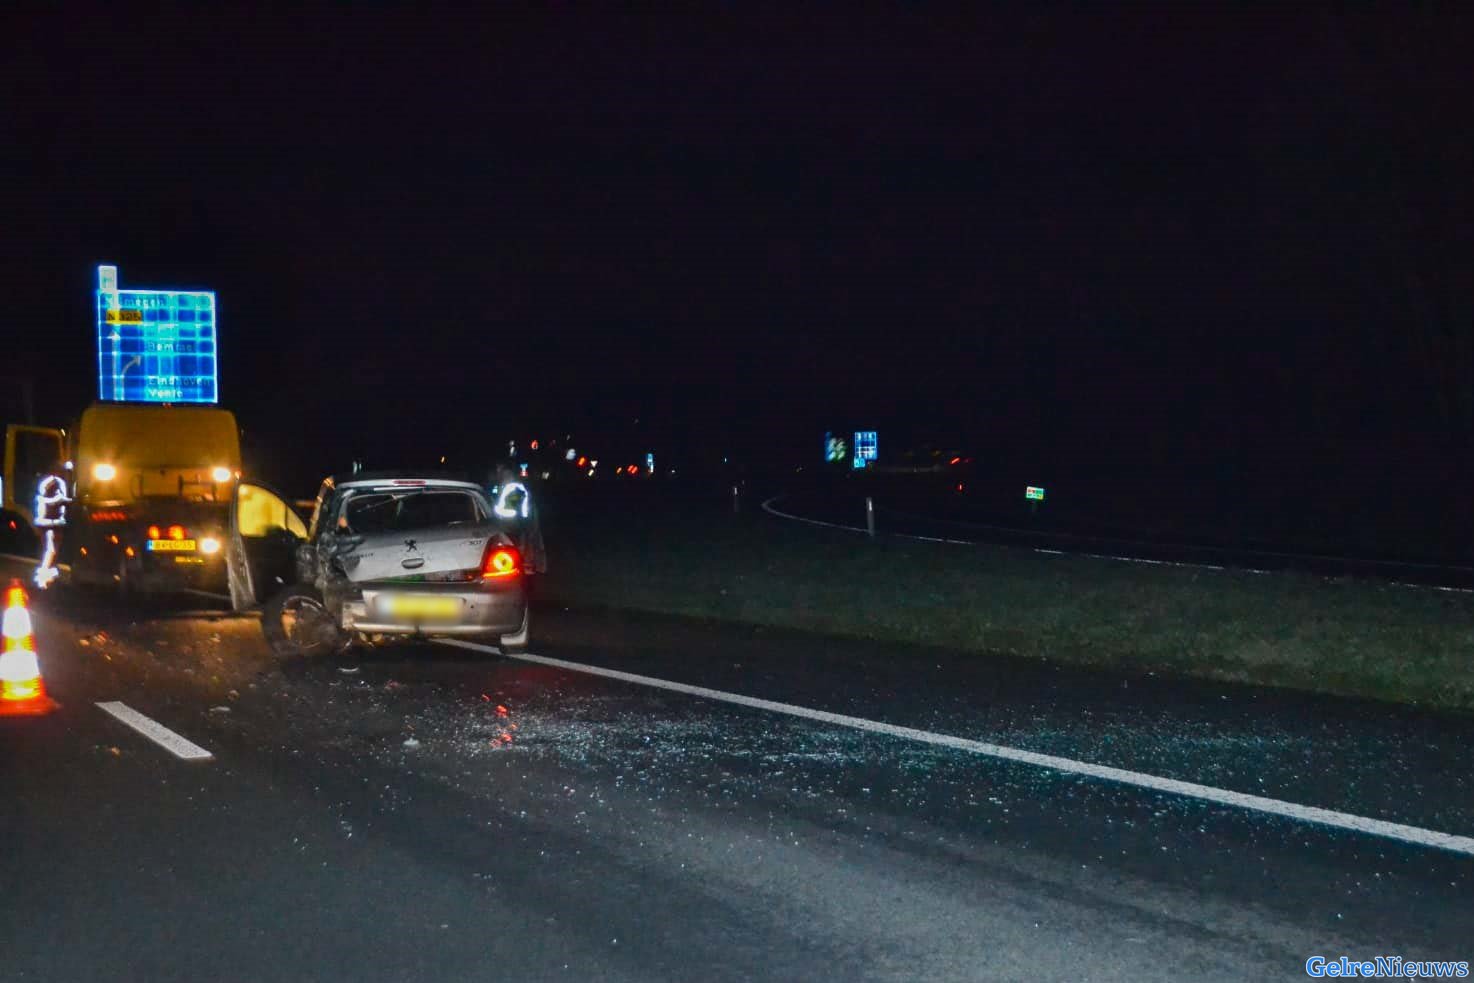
[168,525,187,541]
[147,525,161,540]
[481,544,521,579]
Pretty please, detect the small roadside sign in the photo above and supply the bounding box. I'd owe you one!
[1026,486,1046,501]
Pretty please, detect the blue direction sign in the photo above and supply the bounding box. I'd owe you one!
[95,265,218,403]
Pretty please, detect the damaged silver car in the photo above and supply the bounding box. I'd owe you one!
[226,473,530,657]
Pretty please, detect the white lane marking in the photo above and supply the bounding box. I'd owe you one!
[1397,582,1474,593]
[442,640,1474,858]
[96,701,214,761]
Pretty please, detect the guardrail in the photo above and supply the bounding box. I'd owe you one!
[760,494,1474,593]
[876,502,1474,574]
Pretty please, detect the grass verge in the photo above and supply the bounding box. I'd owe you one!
[540,507,1474,713]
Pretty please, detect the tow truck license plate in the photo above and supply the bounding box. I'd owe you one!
[148,540,197,552]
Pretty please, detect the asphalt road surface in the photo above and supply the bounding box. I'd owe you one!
[3,558,1472,982]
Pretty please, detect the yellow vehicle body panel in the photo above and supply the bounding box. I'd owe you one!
[75,403,241,504]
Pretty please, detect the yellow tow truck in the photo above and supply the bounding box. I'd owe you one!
[3,402,276,596]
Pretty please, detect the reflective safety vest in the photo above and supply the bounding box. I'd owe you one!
[34,475,69,528]
[493,481,531,519]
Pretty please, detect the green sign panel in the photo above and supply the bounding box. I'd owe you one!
[1025,486,1046,501]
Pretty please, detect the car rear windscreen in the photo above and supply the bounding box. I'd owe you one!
[343,490,482,534]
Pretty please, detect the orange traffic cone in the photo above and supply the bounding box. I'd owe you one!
[1,579,59,715]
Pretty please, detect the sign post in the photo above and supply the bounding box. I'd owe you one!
[1026,485,1046,516]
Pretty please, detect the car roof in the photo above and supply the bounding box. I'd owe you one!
[329,471,484,492]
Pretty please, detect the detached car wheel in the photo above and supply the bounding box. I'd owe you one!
[262,584,349,658]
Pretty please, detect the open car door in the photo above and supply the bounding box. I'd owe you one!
[4,425,67,527]
[228,480,307,612]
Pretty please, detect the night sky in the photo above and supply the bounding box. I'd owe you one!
[4,6,1470,517]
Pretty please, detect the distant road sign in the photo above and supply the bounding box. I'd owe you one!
[824,432,849,463]
[95,264,218,404]
[1026,486,1046,501]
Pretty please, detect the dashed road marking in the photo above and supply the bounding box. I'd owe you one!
[96,701,214,761]
[441,640,1474,858]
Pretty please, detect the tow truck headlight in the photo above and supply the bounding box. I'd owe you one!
[210,466,232,483]
[92,463,117,481]
[199,537,222,555]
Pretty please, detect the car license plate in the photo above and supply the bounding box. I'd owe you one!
[148,540,196,552]
[383,595,461,620]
